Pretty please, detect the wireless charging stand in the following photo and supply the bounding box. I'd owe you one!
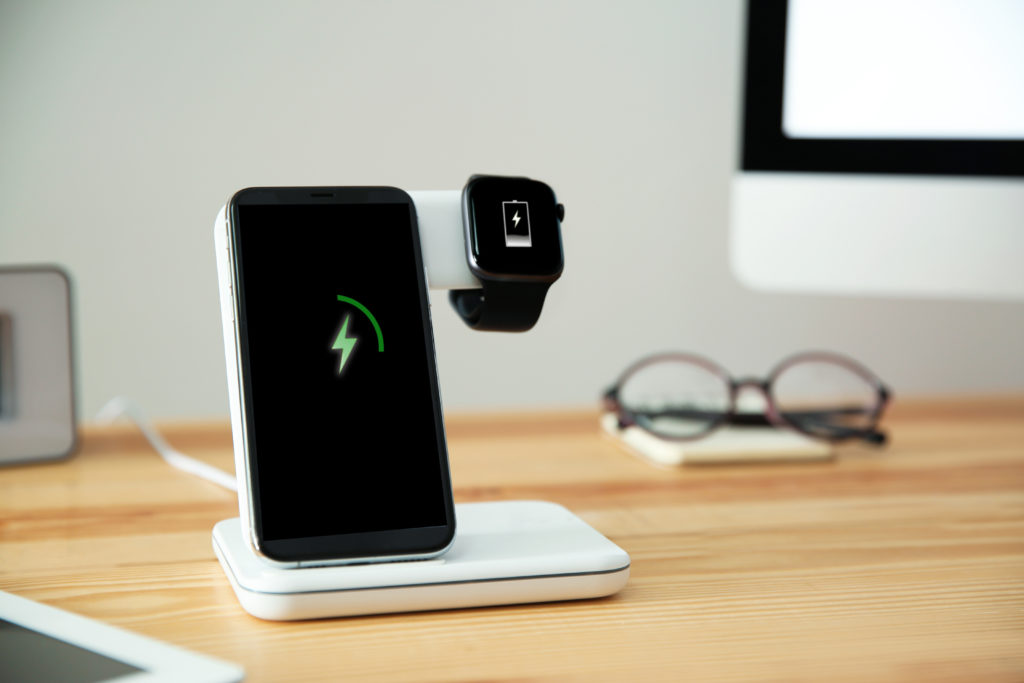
[211,194,626,621]
[213,500,630,621]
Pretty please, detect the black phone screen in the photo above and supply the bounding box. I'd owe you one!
[231,188,453,561]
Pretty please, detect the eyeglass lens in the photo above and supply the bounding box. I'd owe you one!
[618,359,730,438]
[771,359,880,440]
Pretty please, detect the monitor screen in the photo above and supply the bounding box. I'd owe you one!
[783,0,1024,141]
[740,0,1024,176]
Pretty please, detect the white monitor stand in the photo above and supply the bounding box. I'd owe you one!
[213,501,630,621]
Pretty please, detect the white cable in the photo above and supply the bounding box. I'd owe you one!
[95,396,238,492]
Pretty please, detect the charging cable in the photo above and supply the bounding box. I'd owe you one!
[96,397,238,492]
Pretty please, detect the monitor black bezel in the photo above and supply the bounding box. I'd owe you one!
[741,0,1024,177]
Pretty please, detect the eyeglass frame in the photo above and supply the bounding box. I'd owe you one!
[602,350,892,445]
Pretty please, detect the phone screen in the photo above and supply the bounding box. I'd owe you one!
[231,189,453,561]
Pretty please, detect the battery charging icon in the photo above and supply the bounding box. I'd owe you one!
[502,200,532,247]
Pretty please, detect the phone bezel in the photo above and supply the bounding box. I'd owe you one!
[227,186,456,564]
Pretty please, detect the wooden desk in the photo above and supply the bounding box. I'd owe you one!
[2,398,1023,681]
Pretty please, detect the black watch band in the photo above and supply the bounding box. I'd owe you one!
[448,281,552,332]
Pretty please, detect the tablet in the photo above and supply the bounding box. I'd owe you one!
[0,590,243,683]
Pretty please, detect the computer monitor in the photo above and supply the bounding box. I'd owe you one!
[731,0,1024,300]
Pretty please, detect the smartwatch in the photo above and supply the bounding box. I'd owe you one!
[449,175,565,332]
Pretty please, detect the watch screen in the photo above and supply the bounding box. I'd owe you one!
[232,193,450,556]
[465,177,563,277]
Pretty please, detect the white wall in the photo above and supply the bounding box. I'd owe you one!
[1,0,1021,419]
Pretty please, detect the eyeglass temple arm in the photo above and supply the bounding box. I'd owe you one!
[726,412,886,442]
[623,406,888,444]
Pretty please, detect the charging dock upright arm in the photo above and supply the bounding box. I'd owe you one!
[408,191,479,291]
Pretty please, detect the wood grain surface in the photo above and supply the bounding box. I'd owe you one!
[1,397,1023,682]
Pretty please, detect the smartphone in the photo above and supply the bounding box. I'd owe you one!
[215,187,456,566]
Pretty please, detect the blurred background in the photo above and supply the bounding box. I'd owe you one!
[1,0,1021,419]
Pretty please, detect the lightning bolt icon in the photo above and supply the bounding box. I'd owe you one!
[512,209,521,229]
[331,314,358,375]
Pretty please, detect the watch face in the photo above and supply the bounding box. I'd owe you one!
[464,176,564,278]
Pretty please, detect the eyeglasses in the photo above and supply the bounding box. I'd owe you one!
[603,351,891,445]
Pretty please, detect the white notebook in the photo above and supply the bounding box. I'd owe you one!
[600,413,834,467]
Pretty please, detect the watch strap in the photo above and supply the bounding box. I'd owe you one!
[449,281,551,332]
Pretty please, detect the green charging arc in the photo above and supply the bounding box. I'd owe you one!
[337,295,383,352]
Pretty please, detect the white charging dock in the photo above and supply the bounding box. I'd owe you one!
[212,500,630,621]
